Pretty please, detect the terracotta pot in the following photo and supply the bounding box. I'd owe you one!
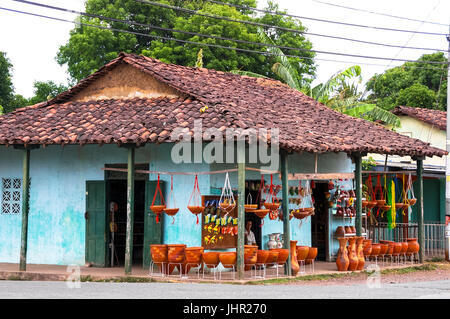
[296,246,310,262]
[187,206,205,215]
[167,244,186,274]
[263,202,281,211]
[219,252,237,268]
[163,208,179,216]
[244,245,258,270]
[271,248,289,265]
[408,198,417,206]
[150,205,166,214]
[335,226,345,237]
[347,237,359,271]
[394,203,404,210]
[350,226,357,234]
[380,240,394,255]
[406,238,420,254]
[379,244,389,257]
[293,211,310,220]
[382,205,392,212]
[256,250,269,264]
[371,243,382,257]
[253,209,270,219]
[400,242,408,255]
[362,200,368,208]
[362,239,372,257]
[336,237,350,271]
[150,244,168,273]
[376,199,386,207]
[202,252,220,268]
[266,250,279,266]
[290,241,300,276]
[367,201,377,209]
[244,204,258,212]
[392,242,403,256]
[356,237,365,271]
[345,226,353,234]
[305,247,318,264]
[185,247,204,273]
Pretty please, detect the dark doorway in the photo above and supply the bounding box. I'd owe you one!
[311,182,329,261]
[107,180,146,267]
[244,180,262,249]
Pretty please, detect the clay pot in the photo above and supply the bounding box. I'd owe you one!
[380,240,394,255]
[202,252,220,268]
[350,226,357,234]
[392,242,403,256]
[256,250,269,264]
[244,245,258,270]
[356,237,365,271]
[150,205,166,214]
[336,237,350,271]
[293,211,310,220]
[187,206,205,215]
[347,237,359,271]
[371,243,381,257]
[394,203,404,210]
[150,244,168,273]
[290,241,300,276]
[163,208,179,216]
[219,252,237,268]
[263,202,281,211]
[379,244,389,257]
[335,226,345,237]
[167,244,186,275]
[367,201,377,209]
[400,242,408,255]
[345,226,353,234]
[296,246,310,262]
[266,250,279,266]
[406,238,420,254]
[244,204,258,212]
[253,209,270,219]
[362,200,368,208]
[376,199,386,207]
[271,248,289,265]
[185,247,204,273]
[408,198,417,206]
[363,239,372,257]
[305,247,318,265]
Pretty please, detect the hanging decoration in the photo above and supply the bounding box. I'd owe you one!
[400,174,410,215]
[163,175,179,224]
[406,173,417,207]
[374,174,386,217]
[263,175,281,220]
[364,174,377,211]
[387,179,396,229]
[380,175,391,216]
[218,172,236,214]
[150,174,166,224]
[244,192,257,212]
[187,175,205,224]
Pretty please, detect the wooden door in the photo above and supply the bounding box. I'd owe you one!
[142,180,165,269]
[85,181,107,267]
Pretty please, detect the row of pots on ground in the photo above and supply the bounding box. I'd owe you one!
[150,244,318,275]
[336,237,420,271]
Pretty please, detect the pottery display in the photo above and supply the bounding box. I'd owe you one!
[150,205,166,214]
[335,226,345,237]
[345,226,353,234]
[371,243,381,257]
[202,252,220,268]
[380,240,394,255]
[167,244,186,274]
[256,250,269,264]
[400,242,408,255]
[185,247,204,273]
[355,237,365,271]
[362,239,372,257]
[219,252,237,268]
[290,241,300,276]
[305,247,318,265]
[379,243,389,258]
[253,209,270,219]
[150,244,168,273]
[336,237,350,271]
[406,238,420,254]
[187,206,205,215]
[296,246,310,262]
[347,237,359,271]
[392,242,403,256]
[266,250,279,266]
[244,245,258,271]
[271,248,289,265]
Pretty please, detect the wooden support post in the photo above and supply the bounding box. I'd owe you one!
[124,146,135,275]
[354,155,363,236]
[19,148,30,271]
[280,150,292,276]
[237,149,246,280]
[416,158,425,263]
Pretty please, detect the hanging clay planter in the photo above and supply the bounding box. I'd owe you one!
[163,175,179,224]
[150,174,166,224]
[219,172,236,214]
[187,175,205,224]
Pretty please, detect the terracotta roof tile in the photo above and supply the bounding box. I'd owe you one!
[393,106,446,131]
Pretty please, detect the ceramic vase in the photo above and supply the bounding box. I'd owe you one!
[406,238,420,254]
[355,237,365,271]
[347,237,359,271]
[336,237,349,271]
[290,241,300,276]
[305,247,318,265]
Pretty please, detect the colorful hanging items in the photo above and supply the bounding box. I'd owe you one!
[374,174,386,213]
[150,174,166,224]
[163,175,179,224]
[406,173,417,206]
[387,179,396,229]
[218,172,236,214]
[400,174,410,215]
[263,175,281,217]
[187,175,205,224]
[364,174,377,210]
[380,175,391,216]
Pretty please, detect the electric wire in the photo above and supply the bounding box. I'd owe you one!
[201,0,448,36]
[6,1,449,66]
[0,6,447,71]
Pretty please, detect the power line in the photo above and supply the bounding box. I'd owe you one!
[312,0,449,27]
[13,0,447,53]
[0,6,447,72]
[10,0,449,65]
[201,0,448,36]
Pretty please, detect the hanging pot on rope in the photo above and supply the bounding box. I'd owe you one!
[187,175,205,224]
[244,193,258,212]
[218,172,236,213]
[163,175,179,224]
[150,174,166,224]
[262,174,281,212]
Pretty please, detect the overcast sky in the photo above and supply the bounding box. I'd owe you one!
[0,0,448,98]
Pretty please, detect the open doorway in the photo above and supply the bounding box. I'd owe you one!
[244,180,262,249]
[311,181,329,261]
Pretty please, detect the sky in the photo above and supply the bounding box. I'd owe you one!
[0,0,448,98]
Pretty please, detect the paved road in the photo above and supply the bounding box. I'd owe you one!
[0,279,449,299]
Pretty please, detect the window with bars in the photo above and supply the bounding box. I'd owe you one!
[2,178,22,214]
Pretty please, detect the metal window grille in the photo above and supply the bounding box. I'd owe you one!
[1,178,22,214]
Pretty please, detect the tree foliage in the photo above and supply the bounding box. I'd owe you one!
[56,0,315,82]
[0,51,14,113]
[27,81,68,106]
[366,52,447,110]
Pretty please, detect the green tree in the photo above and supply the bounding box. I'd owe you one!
[0,51,14,113]
[28,81,68,105]
[366,52,447,110]
[57,0,315,82]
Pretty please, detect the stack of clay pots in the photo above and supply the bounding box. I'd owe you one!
[336,236,365,271]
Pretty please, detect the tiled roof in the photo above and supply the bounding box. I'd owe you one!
[0,53,446,157]
[393,106,446,131]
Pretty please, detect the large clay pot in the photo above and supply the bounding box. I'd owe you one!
[400,242,408,255]
[219,252,237,268]
[150,244,168,273]
[244,245,258,271]
[355,237,365,271]
[392,242,403,256]
[362,239,372,257]
[202,252,220,268]
[335,226,345,237]
[256,250,269,264]
[305,247,318,265]
[271,248,289,265]
[371,243,381,257]
[406,238,420,254]
[379,244,389,257]
[167,244,186,274]
[380,240,394,255]
[290,241,300,276]
[185,247,204,273]
[336,237,350,271]
[266,250,279,266]
[296,246,310,262]
[347,237,359,271]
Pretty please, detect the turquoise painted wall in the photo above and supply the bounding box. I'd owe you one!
[0,143,352,266]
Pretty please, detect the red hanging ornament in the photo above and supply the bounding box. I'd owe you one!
[150,174,166,224]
